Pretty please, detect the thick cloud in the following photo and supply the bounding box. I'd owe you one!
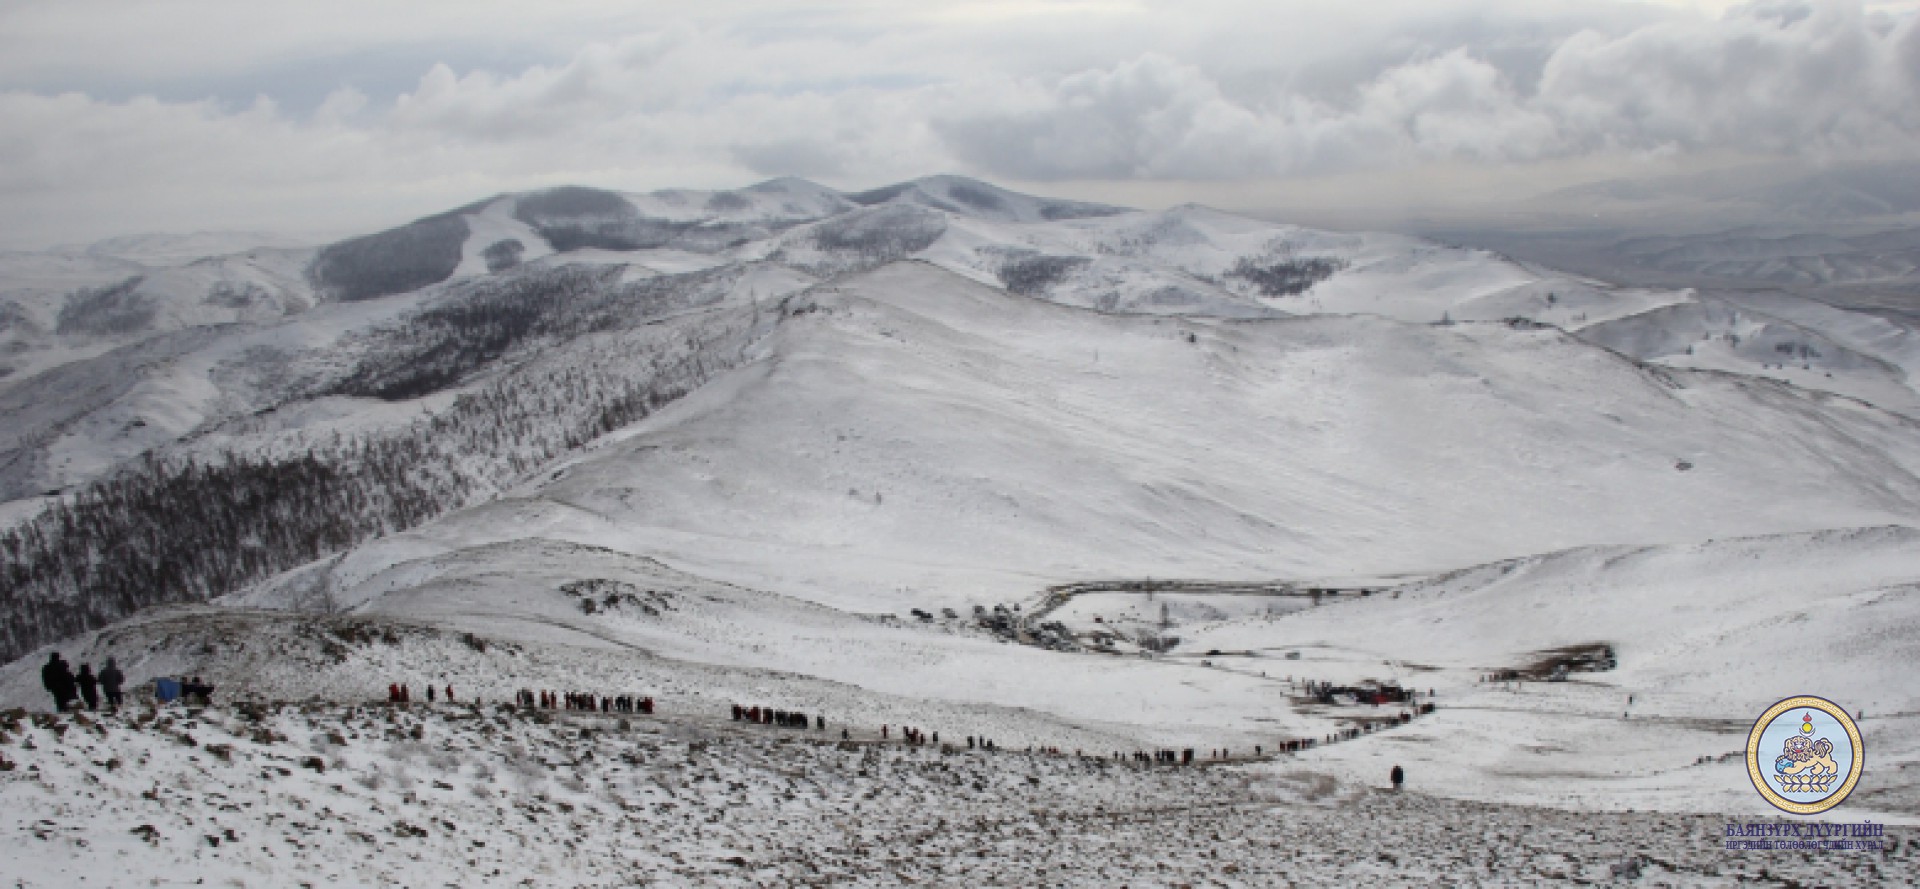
[937,1,1920,179]
[1,1,1917,245]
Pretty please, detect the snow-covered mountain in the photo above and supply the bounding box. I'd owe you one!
[5,175,1920,834]
[255,261,1920,614]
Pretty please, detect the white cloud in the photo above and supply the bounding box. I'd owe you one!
[936,0,1920,180]
[0,0,1916,245]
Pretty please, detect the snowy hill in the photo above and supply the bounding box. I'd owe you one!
[847,174,1125,223]
[274,261,1920,615]
[7,175,1920,845]
[1575,296,1920,417]
[7,697,1872,886]
[1174,525,1920,815]
[60,231,327,267]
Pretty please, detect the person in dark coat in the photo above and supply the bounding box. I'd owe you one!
[41,653,76,711]
[1390,764,1405,790]
[99,658,126,710]
[75,664,100,711]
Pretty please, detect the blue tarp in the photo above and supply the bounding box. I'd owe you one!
[155,677,181,703]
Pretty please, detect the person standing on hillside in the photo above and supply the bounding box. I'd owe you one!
[99,658,126,710]
[75,663,100,711]
[1390,764,1405,790]
[41,653,76,712]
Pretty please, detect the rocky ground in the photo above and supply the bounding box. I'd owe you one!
[2,702,1912,887]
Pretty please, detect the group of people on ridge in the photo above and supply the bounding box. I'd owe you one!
[40,652,215,710]
[40,653,125,712]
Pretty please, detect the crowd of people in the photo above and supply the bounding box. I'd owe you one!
[517,688,653,714]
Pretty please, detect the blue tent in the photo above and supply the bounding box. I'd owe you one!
[154,677,181,704]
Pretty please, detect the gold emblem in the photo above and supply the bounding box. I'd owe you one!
[1745,696,1864,815]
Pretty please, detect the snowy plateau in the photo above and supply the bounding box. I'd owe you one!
[0,175,1917,886]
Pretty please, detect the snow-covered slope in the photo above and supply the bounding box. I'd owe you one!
[0,246,318,385]
[1177,525,1920,815]
[20,174,1920,510]
[1577,296,1920,416]
[230,538,1311,748]
[8,696,1865,886]
[60,231,326,267]
[261,261,1920,618]
[848,174,1124,223]
[9,177,1920,837]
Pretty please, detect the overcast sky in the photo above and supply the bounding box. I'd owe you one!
[2,0,1917,247]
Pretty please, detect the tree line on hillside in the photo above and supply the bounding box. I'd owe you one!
[329,263,742,401]
[0,281,761,663]
[1225,256,1346,297]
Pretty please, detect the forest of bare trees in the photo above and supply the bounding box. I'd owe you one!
[0,266,761,663]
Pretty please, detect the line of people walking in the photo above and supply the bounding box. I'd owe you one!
[733,704,820,730]
[516,688,653,714]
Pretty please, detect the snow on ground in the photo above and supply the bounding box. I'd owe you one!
[1449,278,1691,329]
[0,245,317,386]
[0,700,1909,887]
[1178,526,1920,819]
[61,231,329,267]
[1,280,448,499]
[451,198,556,278]
[1577,296,1920,417]
[8,180,1920,882]
[1048,590,1314,635]
[527,248,732,276]
[18,177,1920,507]
[227,539,1322,751]
[622,177,855,225]
[294,261,1920,618]
[5,524,1918,882]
